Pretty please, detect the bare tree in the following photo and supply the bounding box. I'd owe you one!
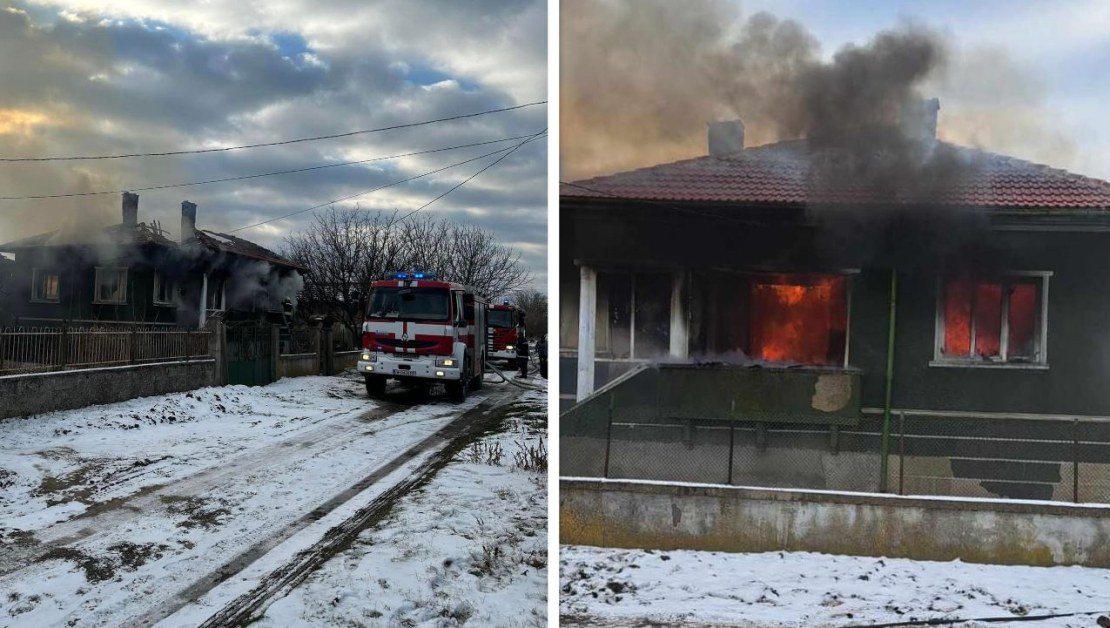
[285,208,534,339]
[284,208,403,341]
[511,288,548,339]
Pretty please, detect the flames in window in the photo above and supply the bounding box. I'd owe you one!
[943,278,1037,361]
[749,274,848,366]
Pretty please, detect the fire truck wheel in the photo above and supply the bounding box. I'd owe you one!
[471,356,484,390]
[446,379,467,402]
[364,375,386,397]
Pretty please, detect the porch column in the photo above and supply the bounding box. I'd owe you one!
[198,273,208,328]
[669,270,688,359]
[576,265,597,402]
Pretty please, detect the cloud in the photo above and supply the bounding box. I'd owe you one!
[0,0,548,290]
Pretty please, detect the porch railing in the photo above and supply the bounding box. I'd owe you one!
[0,326,212,376]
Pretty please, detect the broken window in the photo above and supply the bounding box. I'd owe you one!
[31,268,60,302]
[937,274,1047,364]
[592,271,672,360]
[749,274,849,366]
[153,272,174,306]
[206,277,226,312]
[93,267,128,304]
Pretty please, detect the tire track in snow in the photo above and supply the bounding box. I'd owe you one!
[177,390,519,628]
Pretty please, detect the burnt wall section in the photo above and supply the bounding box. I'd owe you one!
[560,479,1110,568]
[0,359,216,419]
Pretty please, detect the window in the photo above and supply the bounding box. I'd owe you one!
[153,272,174,306]
[93,267,128,304]
[31,268,60,302]
[748,274,848,366]
[206,277,226,311]
[366,287,450,321]
[934,273,1049,366]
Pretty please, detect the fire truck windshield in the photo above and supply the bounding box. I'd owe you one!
[367,287,450,321]
[488,309,515,328]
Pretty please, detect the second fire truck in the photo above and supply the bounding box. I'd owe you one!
[356,272,487,402]
[487,301,526,365]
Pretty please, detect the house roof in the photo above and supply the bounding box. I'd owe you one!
[0,221,177,251]
[561,140,1110,211]
[192,230,307,272]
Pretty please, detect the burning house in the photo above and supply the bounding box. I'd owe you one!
[560,102,1110,500]
[0,192,305,328]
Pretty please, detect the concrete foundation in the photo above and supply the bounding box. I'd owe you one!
[561,477,1110,568]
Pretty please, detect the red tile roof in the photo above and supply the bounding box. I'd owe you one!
[561,140,1110,211]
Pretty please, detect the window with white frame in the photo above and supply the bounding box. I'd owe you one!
[153,271,174,306]
[93,266,128,304]
[934,272,1050,366]
[31,268,60,302]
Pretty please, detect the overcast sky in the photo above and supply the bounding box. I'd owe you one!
[0,0,548,290]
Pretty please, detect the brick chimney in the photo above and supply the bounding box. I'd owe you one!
[122,191,139,227]
[708,120,745,157]
[181,201,197,242]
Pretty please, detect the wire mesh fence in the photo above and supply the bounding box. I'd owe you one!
[0,326,211,376]
[561,411,1110,505]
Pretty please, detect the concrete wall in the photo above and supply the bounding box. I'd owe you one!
[330,350,361,375]
[561,478,1110,568]
[0,359,216,419]
[277,352,319,378]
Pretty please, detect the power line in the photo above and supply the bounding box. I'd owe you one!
[0,101,547,163]
[227,130,546,234]
[0,134,537,200]
[396,129,547,223]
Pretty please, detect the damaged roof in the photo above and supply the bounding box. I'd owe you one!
[0,221,177,251]
[561,140,1110,211]
[191,230,307,271]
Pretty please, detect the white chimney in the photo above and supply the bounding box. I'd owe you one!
[181,201,197,242]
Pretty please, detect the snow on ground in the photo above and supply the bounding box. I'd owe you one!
[561,545,1110,627]
[0,374,504,626]
[252,385,549,627]
[0,376,369,532]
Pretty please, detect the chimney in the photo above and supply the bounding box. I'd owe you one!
[181,200,197,242]
[122,191,139,227]
[708,120,745,157]
[901,97,940,141]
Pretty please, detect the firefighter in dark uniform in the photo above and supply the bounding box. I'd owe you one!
[516,326,530,378]
[536,333,548,379]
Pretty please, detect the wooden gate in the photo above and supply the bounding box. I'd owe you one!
[226,321,274,386]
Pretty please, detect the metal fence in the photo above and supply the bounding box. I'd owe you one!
[562,411,1110,505]
[282,326,317,355]
[0,326,212,376]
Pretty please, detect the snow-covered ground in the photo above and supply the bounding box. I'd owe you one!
[0,374,530,626]
[247,385,549,627]
[561,545,1110,627]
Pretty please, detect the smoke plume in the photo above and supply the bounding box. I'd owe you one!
[562,0,1074,182]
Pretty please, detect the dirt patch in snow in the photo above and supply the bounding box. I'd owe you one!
[37,541,171,583]
[161,494,232,529]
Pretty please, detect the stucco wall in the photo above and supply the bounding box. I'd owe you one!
[277,352,319,378]
[561,478,1110,567]
[0,359,216,419]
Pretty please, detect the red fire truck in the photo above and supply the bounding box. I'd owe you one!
[356,272,487,402]
[487,301,525,363]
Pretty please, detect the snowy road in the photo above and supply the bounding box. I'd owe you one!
[0,375,530,626]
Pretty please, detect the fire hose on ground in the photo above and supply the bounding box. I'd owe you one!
[483,359,546,391]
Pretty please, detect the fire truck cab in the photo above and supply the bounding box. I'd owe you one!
[357,272,487,402]
[487,301,525,363]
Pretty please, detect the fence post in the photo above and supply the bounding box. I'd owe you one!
[185,329,191,363]
[270,324,280,382]
[898,412,906,496]
[727,422,735,485]
[0,326,5,373]
[1073,418,1080,504]
[603,396,614,479]
[59,323,69,369]
[129,325,137,365]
